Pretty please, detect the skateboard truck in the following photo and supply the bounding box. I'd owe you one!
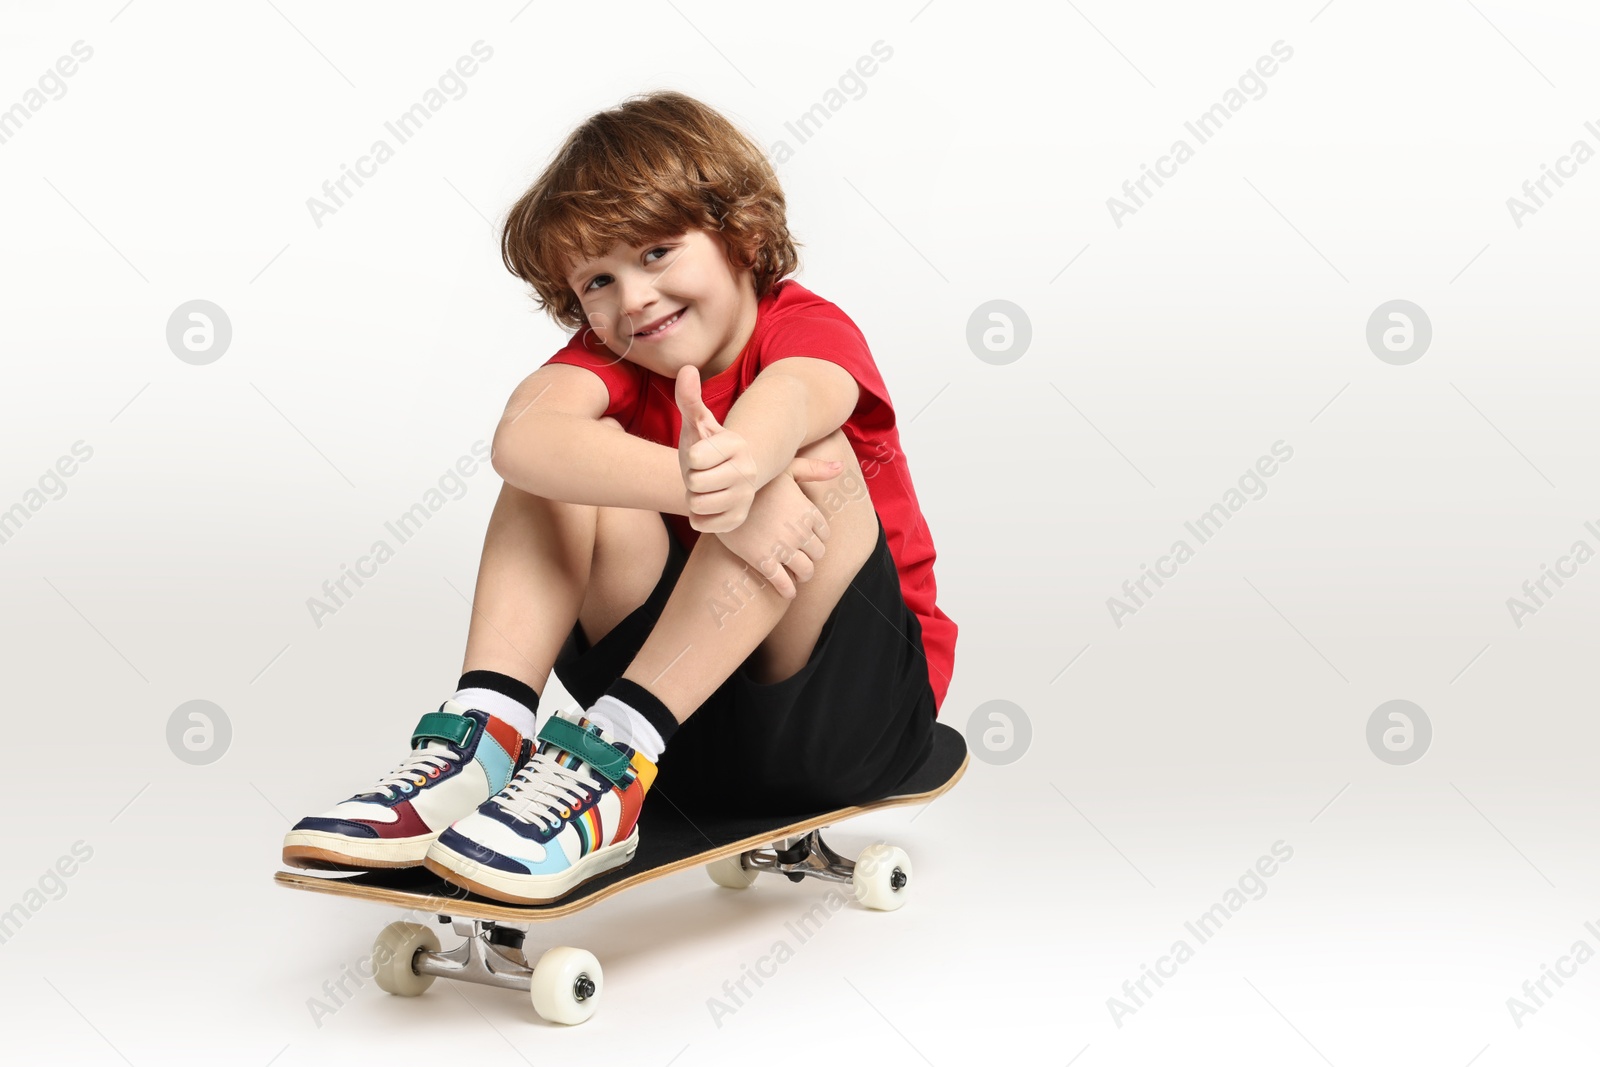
[750,829,862,884]
[413,919,541,994]
[704,828,913,910]
[373,916,606,1025]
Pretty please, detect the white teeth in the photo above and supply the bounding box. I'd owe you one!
[640,309,682,336]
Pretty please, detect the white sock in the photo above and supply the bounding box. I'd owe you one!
[583,694,666,763]
[452,685,538,740]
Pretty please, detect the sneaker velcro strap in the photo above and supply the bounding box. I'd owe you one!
[412,711,476,750]
[537,716,637,790]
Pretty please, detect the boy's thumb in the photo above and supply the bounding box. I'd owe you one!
[675,365,720,438]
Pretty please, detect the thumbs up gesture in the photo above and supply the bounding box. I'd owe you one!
[676,364,759,533]
[675,365,842,534]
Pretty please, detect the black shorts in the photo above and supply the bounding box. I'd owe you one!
[552,510,937,816]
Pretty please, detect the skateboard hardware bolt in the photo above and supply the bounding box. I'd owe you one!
[890,868,907,890]
[573,975,596,1001]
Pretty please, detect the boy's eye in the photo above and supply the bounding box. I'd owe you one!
[581,247,673,293]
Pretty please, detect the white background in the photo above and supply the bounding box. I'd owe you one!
[2,0,1599,1063]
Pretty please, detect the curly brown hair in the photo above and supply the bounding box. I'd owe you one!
[501,90,801,332]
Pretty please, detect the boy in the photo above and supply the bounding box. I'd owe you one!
[282,90,955,906]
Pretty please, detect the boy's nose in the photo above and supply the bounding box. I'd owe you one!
[617,282,657,333]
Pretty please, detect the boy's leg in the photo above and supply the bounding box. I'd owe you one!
[618,428,880,720]
[283,481,669,871]
[741,431,882,687]
[460,483,670,694]
[420,430,887,903]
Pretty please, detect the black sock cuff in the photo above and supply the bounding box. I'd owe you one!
[602,677,679,743]
[457,669,541,713]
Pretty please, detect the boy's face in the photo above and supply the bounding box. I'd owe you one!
[566,228,758,380]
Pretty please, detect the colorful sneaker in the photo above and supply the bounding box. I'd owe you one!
[281,700,532,870]
[422,711,655,905]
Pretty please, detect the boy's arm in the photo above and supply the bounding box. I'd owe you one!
[718,357,861,489]
[490,364,688,514]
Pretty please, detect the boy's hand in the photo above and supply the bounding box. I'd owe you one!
[713,471,832,600]
[674,365,760,533]
[676,365,842,533]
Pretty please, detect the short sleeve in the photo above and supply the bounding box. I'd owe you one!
[541,330,644,422]
[758,312,893,427]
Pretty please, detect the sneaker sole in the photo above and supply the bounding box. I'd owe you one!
[281,829,440,871]
[422,831,640,905]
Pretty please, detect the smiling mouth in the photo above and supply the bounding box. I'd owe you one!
[634,308,685,338]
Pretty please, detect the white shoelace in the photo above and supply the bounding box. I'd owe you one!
[360,741,457,799]
[490,749,603,831]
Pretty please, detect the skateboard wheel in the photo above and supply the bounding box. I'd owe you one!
[529,946,602,1025]
[851,844,912,911]
[372,921,440,996]
[705,853,759,889]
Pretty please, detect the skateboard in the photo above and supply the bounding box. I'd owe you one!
[274,722,968,1024]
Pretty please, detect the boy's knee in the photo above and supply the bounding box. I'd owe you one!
[591,506,669,581]
[581,507,670,640]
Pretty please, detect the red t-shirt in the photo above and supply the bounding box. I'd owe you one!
[542,279,956,713]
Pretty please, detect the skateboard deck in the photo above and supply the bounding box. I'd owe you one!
[275,722,967,922]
